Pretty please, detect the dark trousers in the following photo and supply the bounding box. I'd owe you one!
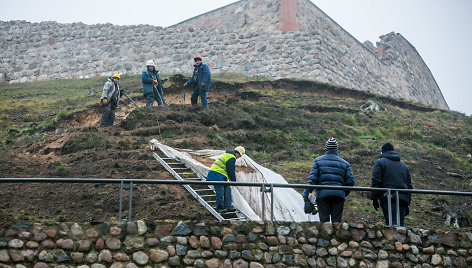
[145,91,166,106]
[380,200,408,226]
[206,170,231,211]
[191,87,207,108]
[317,196,345,223]
[100,105,115,127]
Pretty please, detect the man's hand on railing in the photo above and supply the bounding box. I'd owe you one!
[372,199,379,211]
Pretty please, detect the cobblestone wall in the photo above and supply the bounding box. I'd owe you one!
[0,0,448,109]
[1,220,471,267]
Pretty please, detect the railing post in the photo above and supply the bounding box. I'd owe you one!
[260,183,274,222]
[395,190,400,226]
[270,184,274,222]
[261,183,266,221]
[119,181,124,221]
[128,182,133,221]
[387,189,393,226]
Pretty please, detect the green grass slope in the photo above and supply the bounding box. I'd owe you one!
[0,73,471,229]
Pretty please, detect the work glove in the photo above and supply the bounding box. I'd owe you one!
[372,199,379,211]
[183,83,187,87]
[102,98,108,104]
[304,200,314,214]
[311,204,318,215]
[201,82,206,87]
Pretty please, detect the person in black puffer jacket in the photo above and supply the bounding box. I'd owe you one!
[303,138,355,223]
[371,142,413,226]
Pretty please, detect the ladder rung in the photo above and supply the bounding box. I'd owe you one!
[200,195,216,198]
[167,163,183,165]
[183,178,202,180]
[194,189,213,192]
[161,158,174,160]
[173,168,190,170]
[226,217,246,220]
[221,211,238,215]
[179,173,195,175]
[207,201,216,203]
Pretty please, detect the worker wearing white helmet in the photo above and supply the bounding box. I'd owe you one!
[206,146,245,213]
[141,60,166,106]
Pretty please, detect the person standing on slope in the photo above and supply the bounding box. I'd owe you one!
[206,146,245,213]
[303,138,355,223]
[371,142,413,226]
[142,60,166,106]
[100,73,122,127]
[184,54,211,108]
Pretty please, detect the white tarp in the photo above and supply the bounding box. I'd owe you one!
[150,139,318,222]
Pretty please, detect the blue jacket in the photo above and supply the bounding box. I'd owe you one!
[303,150,355,200]
[186,63,211,91]
[141,68,163,96]
[371,150,412,204]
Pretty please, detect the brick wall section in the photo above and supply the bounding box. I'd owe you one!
[0,221,471,267]
[278,0,298,32]
[0,0,448,110]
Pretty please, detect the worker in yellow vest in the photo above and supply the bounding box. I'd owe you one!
[207,146,246,213]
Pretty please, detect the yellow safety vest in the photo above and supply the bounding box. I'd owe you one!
[209,153,236,179]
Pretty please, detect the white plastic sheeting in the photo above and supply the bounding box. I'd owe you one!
[150,139,318,222]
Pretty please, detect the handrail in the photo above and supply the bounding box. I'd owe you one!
[1,178,471,225]
[1,178,471,195]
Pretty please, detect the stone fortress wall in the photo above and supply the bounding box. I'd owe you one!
[1,220,471,267]
[0,0,448,109]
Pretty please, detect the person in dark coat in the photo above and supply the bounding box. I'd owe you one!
[100,74,121,127]
[206,146,245,213]
[303,138,355,222]
[371,142,413,226]
[142,60,166,106]
[184,54,211,108]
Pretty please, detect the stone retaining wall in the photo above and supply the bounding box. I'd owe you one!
[0,0,448,109]
[1,220,471,267]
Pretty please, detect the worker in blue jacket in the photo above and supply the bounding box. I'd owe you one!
[184,55,211,108]
[142,60,166,106]
[303,138,355,223]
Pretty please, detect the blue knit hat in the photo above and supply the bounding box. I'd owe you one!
[325,138,338,151]
[380,142,394,153]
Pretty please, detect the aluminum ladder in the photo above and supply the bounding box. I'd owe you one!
[152,152,250,221]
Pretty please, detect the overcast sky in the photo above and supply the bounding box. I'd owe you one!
[1,0,471,115]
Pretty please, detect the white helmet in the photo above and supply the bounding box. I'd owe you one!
[146,60,155,67]
[234,146,245,156]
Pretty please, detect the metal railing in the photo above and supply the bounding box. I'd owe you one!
[1,178,471,226]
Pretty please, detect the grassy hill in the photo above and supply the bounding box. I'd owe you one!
[0,73,471,229]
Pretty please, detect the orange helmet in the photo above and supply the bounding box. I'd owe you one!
[193,54,202,61]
